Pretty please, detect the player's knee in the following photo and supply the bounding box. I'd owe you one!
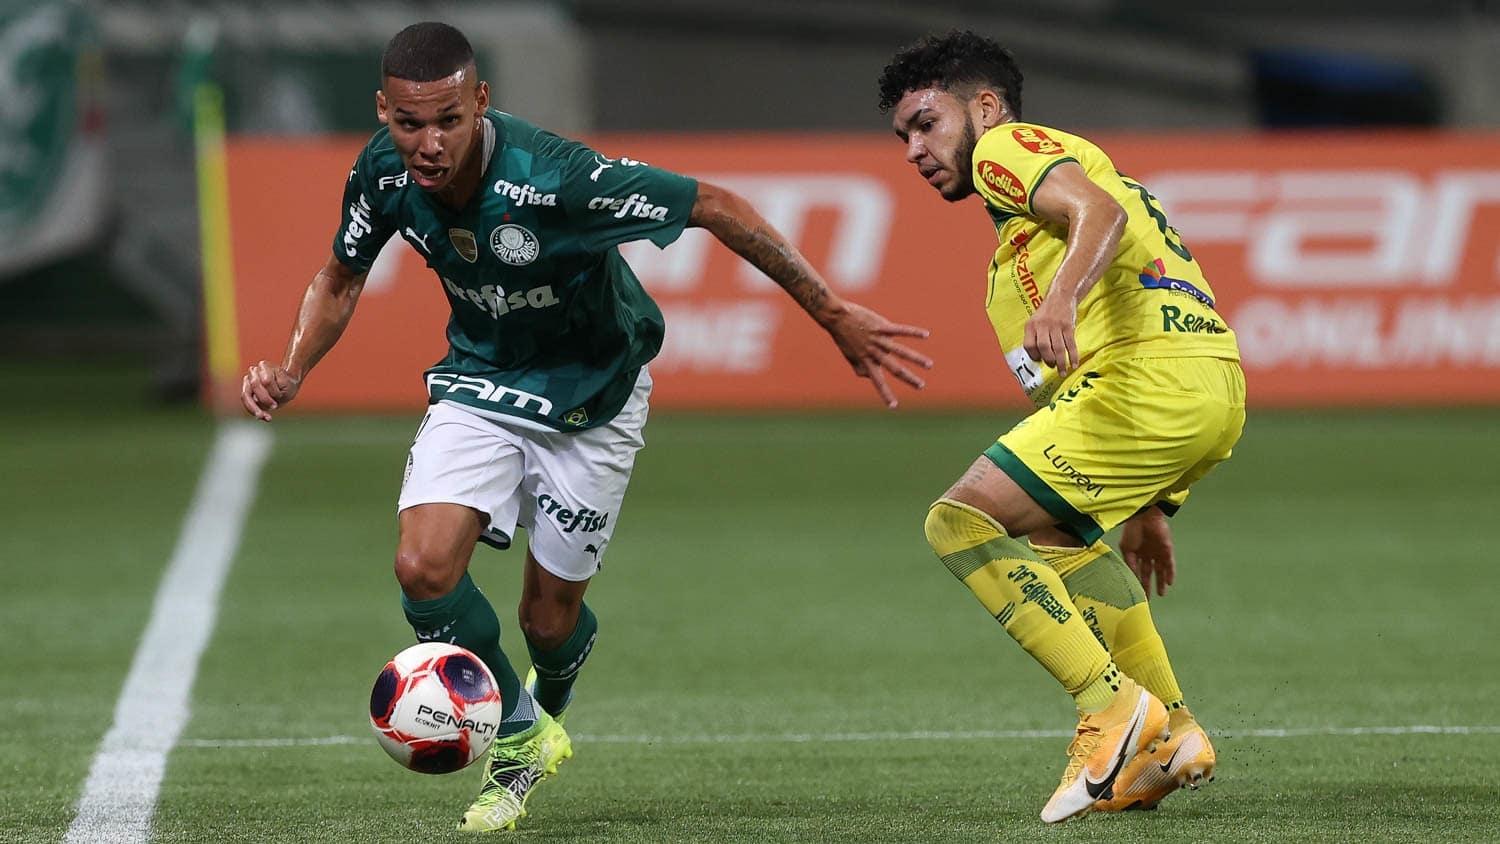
[925,498,972,558]
[518,606,572,650]
[923,500,951,556]
[392,548,459,600]
[925,497,1008,559]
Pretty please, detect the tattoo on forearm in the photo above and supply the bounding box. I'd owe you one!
[717,213,831,316]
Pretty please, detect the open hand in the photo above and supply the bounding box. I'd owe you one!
[822,300,932,408]
[1120,506,1175,597]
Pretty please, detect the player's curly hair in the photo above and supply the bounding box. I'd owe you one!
[877,30,1023,117]
[382,21,475,83]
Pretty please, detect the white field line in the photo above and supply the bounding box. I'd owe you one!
[179,723,1500,749]
[65,423,273,844]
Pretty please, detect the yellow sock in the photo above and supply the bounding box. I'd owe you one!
[925,499,1119,712]
[1111,603,1184,710]
[1031,540,1186,710]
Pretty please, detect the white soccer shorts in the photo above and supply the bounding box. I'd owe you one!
[397,369,650,581]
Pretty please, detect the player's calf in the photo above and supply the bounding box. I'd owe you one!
[923,498,1119,711]
[523,602,596,718]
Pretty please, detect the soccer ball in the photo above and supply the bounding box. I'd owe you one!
[368,642,502,774]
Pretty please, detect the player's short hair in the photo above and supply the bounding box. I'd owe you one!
[381,22,476,83]
[877,30,1023,117]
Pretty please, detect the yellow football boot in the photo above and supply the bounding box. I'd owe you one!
[1094,706,1215,812]
[1040,676,1169,823]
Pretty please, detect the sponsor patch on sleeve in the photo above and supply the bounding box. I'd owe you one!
[1012,127,1066,155]
[977,160,1029,205]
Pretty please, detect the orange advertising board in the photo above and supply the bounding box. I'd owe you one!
[222,131,1500,411]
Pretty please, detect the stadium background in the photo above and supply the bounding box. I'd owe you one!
[4,2,1498,842]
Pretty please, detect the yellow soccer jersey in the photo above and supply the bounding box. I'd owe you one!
[972,122,1240,406]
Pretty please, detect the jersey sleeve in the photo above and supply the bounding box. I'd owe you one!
[330,147,397,273]
[971,123,1080,218]
[555,142,699,253]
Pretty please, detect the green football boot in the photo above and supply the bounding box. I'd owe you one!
[456,710,572,833]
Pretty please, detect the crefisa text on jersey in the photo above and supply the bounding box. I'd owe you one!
[342,193,375,258]
[441,277,560,319]
[493,178,558,206]
[587,193,671,221]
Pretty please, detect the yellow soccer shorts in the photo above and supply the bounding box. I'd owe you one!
[985,356,1246,543]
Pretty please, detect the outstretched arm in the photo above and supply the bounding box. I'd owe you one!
[688,181,932,408]
[241,255,368,421]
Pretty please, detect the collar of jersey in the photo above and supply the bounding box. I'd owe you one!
[480,113,497,178]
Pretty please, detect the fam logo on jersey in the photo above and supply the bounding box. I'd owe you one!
[377,172,411,189]
[492,178,557,206]
[426,372,554,415]
[978,161,1028,205]
[587,193,670,221]
[536,493,609,534]
[450,228,479,263]
[490,224,540,265]
[1012,127,1065,155]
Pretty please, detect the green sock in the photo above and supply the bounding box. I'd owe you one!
[525,602,597,716]
[402,573,530,730]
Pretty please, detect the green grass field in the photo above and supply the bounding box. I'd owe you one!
[4,364,1499,842]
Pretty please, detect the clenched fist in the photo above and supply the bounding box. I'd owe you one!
[241,361,302,421]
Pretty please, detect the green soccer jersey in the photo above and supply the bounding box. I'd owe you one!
[333,109,698,430]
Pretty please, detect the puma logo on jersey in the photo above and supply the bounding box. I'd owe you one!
[588,154,647,182]
[405,227,431,253]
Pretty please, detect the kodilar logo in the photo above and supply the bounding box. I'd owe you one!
[978,160,1028,204]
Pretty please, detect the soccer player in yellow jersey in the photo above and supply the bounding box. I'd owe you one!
[878,31,1246,823]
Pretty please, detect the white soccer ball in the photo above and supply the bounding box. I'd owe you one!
[368,642,503,774]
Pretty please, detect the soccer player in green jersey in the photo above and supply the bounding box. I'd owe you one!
[241,22,930,833]
[878,32,1244,822]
